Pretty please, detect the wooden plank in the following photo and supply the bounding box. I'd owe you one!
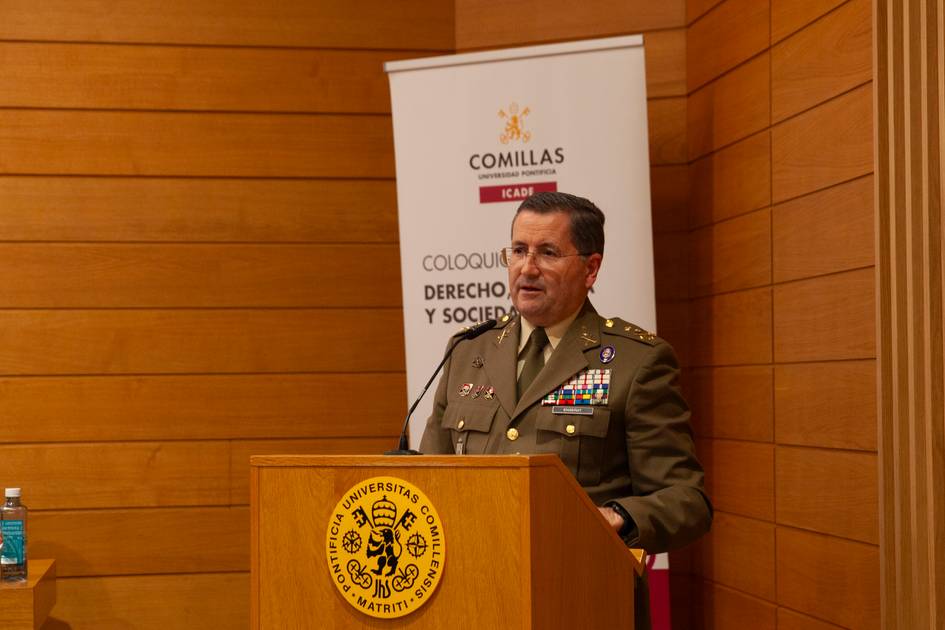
[695,511,776,601]
[688,52,770,160]
[689,131,771,228]
[30,507,248,577]
[0,442,229,509]
[776,446,879,543]
[0,373,405,444]
[0,244,402,308]
[772,175,874,283]
[648,97,688,165]
[229,438,395,504]
[688,366,774,441]
[656,300,690,367]
[776,527,880,628]
[654,231,688,300]
[454,0,684,50]
[47,573,248,630]
[650,165,689,232]
[773,268,875,362]
[771,0,872,122]
[690,288,773,366]
[0,308,405,375]
[777,608,846,630]
[775,360,877,451]
[0,0,453,50]
[771,0,847,43]
[687,0,770,91]
[772,82,874,203]
[0,111,394,178]
[687,0,726,24]
[695,581,777,629]
[0,177,398,243]
[690,208,771,296]
[0,43,428,113]
[698,438,775,520]
[644,30,687,98]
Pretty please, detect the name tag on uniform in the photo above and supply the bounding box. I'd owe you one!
[552,406,594,415]
[542,369,611,406]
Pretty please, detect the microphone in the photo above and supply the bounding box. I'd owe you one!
[386,319,498,455]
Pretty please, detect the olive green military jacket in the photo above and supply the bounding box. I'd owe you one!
[419,301,712,553]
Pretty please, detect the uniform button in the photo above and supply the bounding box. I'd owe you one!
[566,424,576,435]
[457,419,465,430]
[506,427,519,441]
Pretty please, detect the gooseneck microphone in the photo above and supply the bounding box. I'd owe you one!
[385,319,498,455]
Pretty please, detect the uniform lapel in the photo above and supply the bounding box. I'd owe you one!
[482,316,519,418]
[510,304,601,421]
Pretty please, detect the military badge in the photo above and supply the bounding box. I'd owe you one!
[541,369,611,406]
[484,386,496,400]
[599,345,616,364]
[326,476,445,619]
[458,383,473,397]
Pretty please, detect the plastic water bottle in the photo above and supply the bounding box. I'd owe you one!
[1,488,27,582]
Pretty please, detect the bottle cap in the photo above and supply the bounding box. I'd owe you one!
[5,488,21,498]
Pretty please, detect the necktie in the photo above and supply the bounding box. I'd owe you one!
[517,327,549,399]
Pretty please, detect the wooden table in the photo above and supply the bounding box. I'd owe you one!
[0,560,57,630]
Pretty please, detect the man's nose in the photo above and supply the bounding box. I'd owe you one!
[520,253,541,275]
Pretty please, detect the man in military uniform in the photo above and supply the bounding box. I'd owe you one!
[419,192,712,628]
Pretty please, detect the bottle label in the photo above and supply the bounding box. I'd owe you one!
[0,520,25,564]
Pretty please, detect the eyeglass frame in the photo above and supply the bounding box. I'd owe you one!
[499,245,591,268]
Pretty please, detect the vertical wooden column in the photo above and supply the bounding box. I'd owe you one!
[875,0,945,627]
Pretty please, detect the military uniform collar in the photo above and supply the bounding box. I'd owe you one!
[518,307,582,355]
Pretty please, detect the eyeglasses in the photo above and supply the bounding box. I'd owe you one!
[500,245,588,268]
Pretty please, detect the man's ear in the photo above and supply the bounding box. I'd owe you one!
[584,253,603,289]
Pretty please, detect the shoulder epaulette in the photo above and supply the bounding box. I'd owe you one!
[453,313,515,337]
[601,317,659,346]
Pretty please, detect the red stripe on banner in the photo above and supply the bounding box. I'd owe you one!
[479,181,556,203]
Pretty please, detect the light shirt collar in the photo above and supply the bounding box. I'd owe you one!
[518,307,582,355]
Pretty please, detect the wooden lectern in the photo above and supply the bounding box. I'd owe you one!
[250,454,644,629]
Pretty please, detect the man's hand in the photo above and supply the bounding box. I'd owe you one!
[598,506,625,531]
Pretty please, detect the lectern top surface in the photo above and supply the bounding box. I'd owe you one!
[249,453,561,468]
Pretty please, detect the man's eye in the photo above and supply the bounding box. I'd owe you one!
[539,248,560,259]
[512,246,529,256]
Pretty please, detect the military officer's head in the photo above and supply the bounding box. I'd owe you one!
[502,192,604,328]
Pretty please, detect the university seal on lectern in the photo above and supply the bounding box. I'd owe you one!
[325,476,446,619]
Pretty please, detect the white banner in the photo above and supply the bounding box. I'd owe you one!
[385,35,655,449]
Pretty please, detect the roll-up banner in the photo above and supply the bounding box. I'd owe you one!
[385,34,666,628]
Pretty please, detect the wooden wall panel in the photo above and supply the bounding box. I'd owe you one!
[699,439,775,520]
[777,527,880,629]
[644,30,688,98]
[649,97,688,165]
[0,374,405,443]
[0,442,230,510]
[229,438,394,503]
[773,268,875,362]
[0,43,426,113]
[772,175,874,283]
[688,0,725,24]
[656,300,691,367]
[774,361,877,451]
[0,177,398,243]
[453,0,684,50]
[654,232,689,300]
[689,208,771,296]
[775,446,879,543]
[0,309,405,375]
[697,582,777,630]
[696,512,776,601]
[0,245,401,308]
[771,0,872,122]
[771,82,873,202]
[0,111,394,178]
[0,0,454,49]
[688,366,774,442]
[651,166,690,232]
[688,52,770,159]
[687,0,769,90]
[47,573,249,630]
[771,0,848,43]
[689,131,771,227]
[776,608,846,630]
[689,288,773,366]
[30,508,248,577]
